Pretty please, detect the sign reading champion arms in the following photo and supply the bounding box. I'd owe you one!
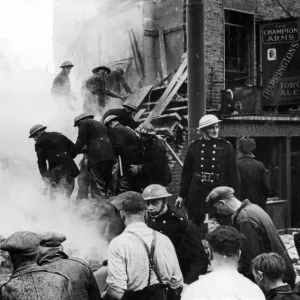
[262,19,300,106]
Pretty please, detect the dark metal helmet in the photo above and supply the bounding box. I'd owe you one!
[60,61,74,68]
[74,113,94,127]
[103,115,118,125]
[122,103,138,111]
[92,65,111,75]
[29,124,47,138]
[142,184,172,201]
[136,123,156,135]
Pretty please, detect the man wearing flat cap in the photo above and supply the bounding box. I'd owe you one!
[205,186,296,288]
[0,231,72,300]
[83,65,125,114]
[237,136,269,210]
[175,114,240,226]
[37,232,101,300]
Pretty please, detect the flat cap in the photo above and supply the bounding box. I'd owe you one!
[0,231,40,255]
[40,232,66,247]
[205,186,235,206]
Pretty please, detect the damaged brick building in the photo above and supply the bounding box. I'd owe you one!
[53,0,300,229]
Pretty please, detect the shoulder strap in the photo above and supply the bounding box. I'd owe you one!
[127,230,163,286]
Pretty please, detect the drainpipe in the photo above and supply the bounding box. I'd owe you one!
[187,0,206,143]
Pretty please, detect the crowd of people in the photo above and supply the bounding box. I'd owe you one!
[1,61,300,299]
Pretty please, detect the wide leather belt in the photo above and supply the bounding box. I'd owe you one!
[196,172,220,182]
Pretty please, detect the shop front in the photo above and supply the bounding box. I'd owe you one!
[220,116,300,230]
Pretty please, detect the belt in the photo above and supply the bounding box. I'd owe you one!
[196,172,220,182]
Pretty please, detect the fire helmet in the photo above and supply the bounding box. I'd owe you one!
[74,113,94,127]
[60,61,74,68]
[123,103,138,111]
[197,114,222,130]
[29,124,47,138]
[92,65,111,75]
[103,115,118,125]
[142,184,172,201]
[136,123,156,135]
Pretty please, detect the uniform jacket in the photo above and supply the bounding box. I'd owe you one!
[102,108,138,129]
[179,137,240,223]
[51,72,71,97]
[237,154,270,210]
[38,248,101,300]
[0,262,72,300]
[85,74,106,98]
[266,285,300,300]
[136,135,172,189]
[72,118,115,167]
[147,206,208,284]
[108,123,139,169]
[232,200,295,288]
[105,70,132,94]
[35,131,80,181]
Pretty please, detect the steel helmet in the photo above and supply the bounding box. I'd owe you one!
[136,123,156,135]
[142,184,172,201]
[92,65,111,75]
[122,103,138,111]
[74,113,94,127]
[60,61,74,68]
[29,124,47,138]
[103,115,118,125]
[197,114,222,130]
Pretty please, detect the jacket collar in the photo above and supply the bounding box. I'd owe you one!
[232,199,251,225]
[238,152,255,160]
[266,284,293,299]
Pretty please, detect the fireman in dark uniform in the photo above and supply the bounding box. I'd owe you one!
[131,123,172,192]
[104,115,139,195]
[175,114,240,226]
[72,113,116,200]
[38,232,101,300]
[142,184,209,297]
[102,103,139,130]
[84,66,125,113]
[29,124,80,199]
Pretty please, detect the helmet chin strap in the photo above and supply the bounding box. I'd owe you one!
[149,202,168,218]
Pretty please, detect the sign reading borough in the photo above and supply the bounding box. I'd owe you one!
[262,19,300,107]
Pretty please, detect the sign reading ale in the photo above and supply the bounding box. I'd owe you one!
[262,19,300,106]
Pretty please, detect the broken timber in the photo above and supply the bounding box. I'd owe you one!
[144,56,187,124]
[159,27,168,79]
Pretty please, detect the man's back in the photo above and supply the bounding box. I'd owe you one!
[106,222,183,292]
[182,267,265,300]
[0,264,72,300]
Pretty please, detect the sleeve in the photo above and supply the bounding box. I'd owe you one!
[35,143,49,180]
[139,143,165,176]
[119,76,132,93]
[226,143,241,198]
[61,134,75,154]
[123,114,138,129]
[179,145,194,198]
[109,129,123,157]
[72,124,88,158]
[87,268,102,300]
[182,222,209,284]
[237,220,265,277]
[260,162,270,199]
[106,240,127,292]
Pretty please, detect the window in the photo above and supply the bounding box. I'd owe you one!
[225,10,253,89]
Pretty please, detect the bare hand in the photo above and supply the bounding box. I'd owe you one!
[175,196,184,208]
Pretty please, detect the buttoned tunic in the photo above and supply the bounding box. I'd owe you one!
[179,137,240,224]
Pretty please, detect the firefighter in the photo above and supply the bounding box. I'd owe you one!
[131,123,172,192]
[72,113,115,201]
[51,61,75,106]
[105,67,132,95]
[84,66,125,113]
[102,103,139,130]
[29,124,80,199]
[0,231,72,300]
[104,115,139,194]
[142,184,209,294]
[175,114,240,226]
[38,232,101,300]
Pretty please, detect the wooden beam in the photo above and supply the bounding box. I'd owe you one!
[145,57,187,123]
[144,24,185,37]
[158,27,168,79]
[286,137,291,229]
[134,108,146,121]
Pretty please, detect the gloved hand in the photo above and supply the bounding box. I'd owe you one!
[129,164,142,175]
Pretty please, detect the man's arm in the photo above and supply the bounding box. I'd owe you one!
[35,144,49,180]
[72,124,88,158]
[105,89,123,100]
[260,162,270,198]
[87,268,102,300]
[119,76,132,94]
